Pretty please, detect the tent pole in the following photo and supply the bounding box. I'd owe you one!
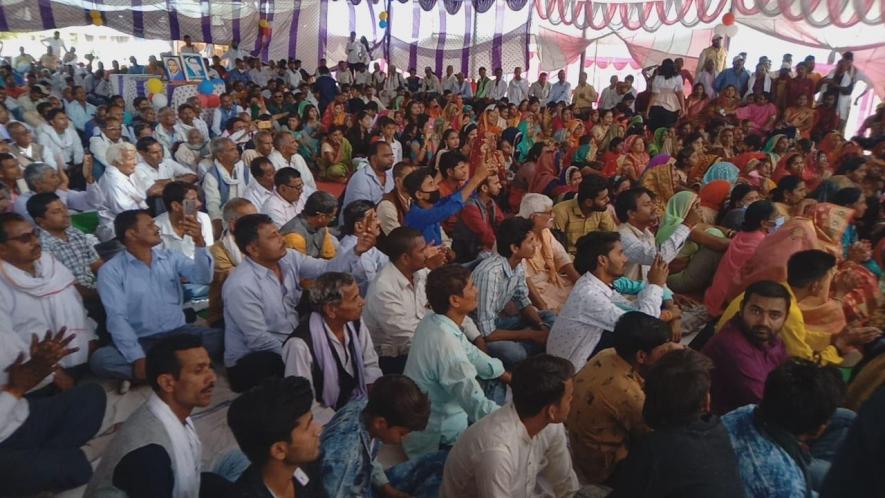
[579,27,587,75]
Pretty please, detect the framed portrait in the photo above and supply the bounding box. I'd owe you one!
[181,53,209,81]
[163,56,186,82]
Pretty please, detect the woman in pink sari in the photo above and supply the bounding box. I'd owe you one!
[735,92,778,135]
[705,200,776,316]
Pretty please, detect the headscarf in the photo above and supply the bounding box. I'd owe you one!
[772,152,802,182]
[621,134,651,179]
[640,154,675,213]
[647,127,670,156]
[501,127,523,151]
[656,191,697,245]
[699,180,732,210]
[702,161,740,185]
[818,132,842,164]
[733,151,768,174]
[763,134,787,153]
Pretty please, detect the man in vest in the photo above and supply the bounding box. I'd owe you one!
[85,334,217,497]
[204,137,251,237]
[7,122,52,170]
[452,174,504,263]
[282,272,383,410]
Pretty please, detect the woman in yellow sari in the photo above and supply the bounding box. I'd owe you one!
[640,153,677,213]
[782,93,815,139]
[518,194,580,313]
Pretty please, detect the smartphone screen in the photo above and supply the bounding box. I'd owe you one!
[183,199,197,217]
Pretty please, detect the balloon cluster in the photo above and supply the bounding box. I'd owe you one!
[379,11,388,29]
[146,78,168,109]
[713,12,738,38]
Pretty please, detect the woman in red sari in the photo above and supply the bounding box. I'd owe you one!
[782,94,815,139]
[684,82,710,122]
[618,135,650,182]
[772,152,805,182]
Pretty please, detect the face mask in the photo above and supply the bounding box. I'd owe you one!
[421,189,440,204]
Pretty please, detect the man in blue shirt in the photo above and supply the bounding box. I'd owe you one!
[226,59,251,85]
[714,55,751,96]
[90,209,221,381]
[320,374,447,498]
[403,155,493,246]
[341,140,395,210]
[314,65,339,114]
[472,216,555,369]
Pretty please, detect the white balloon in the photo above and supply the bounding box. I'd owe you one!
[724,24,739,37]
[713,24,728,37]
[151,93,168,109]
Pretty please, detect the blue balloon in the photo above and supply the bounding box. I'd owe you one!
[211,78,225,87]
[379,20,388,29]
[198,80,214,95]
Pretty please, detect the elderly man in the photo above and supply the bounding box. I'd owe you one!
[204,137,251,236]
[207,198,256,327]
[89,117,129,174]
[173,103,209,144]
[153,107,178,153]
[221,212,376,392]
[7,123,53,170]
[282,272,383,410]
[240,130,274,167]
[132,136,197,203]
[267,131,316,190]
[281,190,339,259]
[13,162,100,222]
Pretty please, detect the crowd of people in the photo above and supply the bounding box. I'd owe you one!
[0,29,884,498]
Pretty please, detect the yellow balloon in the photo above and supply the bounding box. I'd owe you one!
[379,11,388,20]
[146,78,165,95]
[259,19,269,28]
[90,10,103,26]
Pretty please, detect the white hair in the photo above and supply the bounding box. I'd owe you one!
[105,142,137,167]
[518,193,554,218]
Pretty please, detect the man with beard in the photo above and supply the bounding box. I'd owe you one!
[341,141,395,209]
[553,174,617,256]
[547,231,671,371]
[703,280,791,415]
[85,334,218,497]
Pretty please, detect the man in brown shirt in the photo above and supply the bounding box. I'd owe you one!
[552,174,616,255]
[566,312,680,484]
[208,197,256,326]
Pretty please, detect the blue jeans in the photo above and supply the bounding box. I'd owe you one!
[809,407,856,490]
[89,325,223,379]
[485,310,556,370]
[385,449,449,498]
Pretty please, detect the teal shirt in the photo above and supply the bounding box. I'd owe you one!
[403,313,504,458]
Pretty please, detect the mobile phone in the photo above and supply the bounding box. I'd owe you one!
[183,199,197,217]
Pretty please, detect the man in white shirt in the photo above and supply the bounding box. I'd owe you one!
[262,167,310,227]
[548,70,572,105]
[14,163,101,222]
[422,67,442,94]
[282,272,383,410]
[442,65,459,94]
[336,61,354,87]
[507,67,530,104]
[528,72,551,106]
[41,32,67,59]
[173,103,209,144]
[204,137,251,236]
[240,130,274,167]
[221,41,245,69]
[89,117,128,171]
[242,156,275,211]
[153,107,178,154]
[615,187,697,281]
[363,227,483,374]
[0,326,106,497]
[598,75,621,111]
[155,181,214,260]
[85,334,214,497]
[132,137,197,200]
[547,231,668,370]
[0,212,97,375]
[267,131,316,190]
[63,86,95,132]
[8,122,55,170]
[248,59,272,87]
[455,73,474,99]
[440,354,579,498]
[37,109,84,175]
[346,32,364,68]
[179,34,199,54]
[378,116,403,164]
[489,67,508,101]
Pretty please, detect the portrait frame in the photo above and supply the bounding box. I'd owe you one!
[181,53,209,81]
[163,55,186,82]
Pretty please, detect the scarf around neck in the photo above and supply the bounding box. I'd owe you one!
[308,312,367,408]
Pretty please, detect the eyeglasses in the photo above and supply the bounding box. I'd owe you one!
[285,183,304,191]
[2,228,38,244]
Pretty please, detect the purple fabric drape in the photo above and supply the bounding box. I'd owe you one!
[288,0,302,60]
[461,0,473,75]
[231,0,240,45]
[473,0,496,14]
[444,0,462,15]
[348,2,357,34]
[491,0,505,70]
[318,0,329,65]
[436,5,447,76]
[166,0,181,41]
[262,0,275,61]
[131,0,144,39]
[409,0,421,70]
[200,0,213,44]
[38,0,56,30]
[0,4,9,32]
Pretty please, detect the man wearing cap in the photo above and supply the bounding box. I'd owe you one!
[714,55,751,97]
[696,34,727,78]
